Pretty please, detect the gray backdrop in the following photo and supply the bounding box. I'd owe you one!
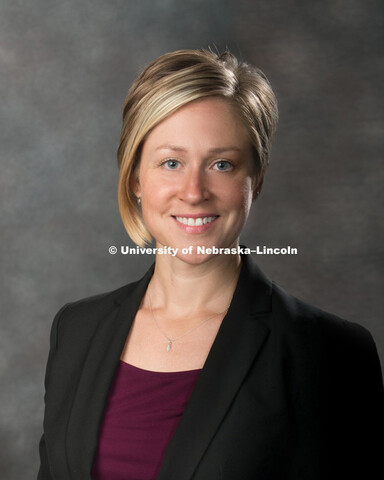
[1,0,383,478]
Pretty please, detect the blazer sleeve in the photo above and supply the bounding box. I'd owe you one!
[288,317,384,480]
[349,325,384,478]
[37,435,51,480]
[37,303,70,480]
[325,321,384,479]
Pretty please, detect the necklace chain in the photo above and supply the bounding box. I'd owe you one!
[147,291,230,352]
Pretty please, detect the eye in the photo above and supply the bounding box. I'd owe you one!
[213,160,233,171]
[161,159,180,170]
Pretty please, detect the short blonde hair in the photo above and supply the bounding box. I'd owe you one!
[117,49,278,246]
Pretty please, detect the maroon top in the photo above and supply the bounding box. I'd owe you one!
[91,360,201,480]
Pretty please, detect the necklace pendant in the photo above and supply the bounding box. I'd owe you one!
[166,341,172,352]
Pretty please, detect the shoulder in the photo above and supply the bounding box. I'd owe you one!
[241,253,377,357]
[271,280,373,344]
[48,278,144,349]
[272,282,378,368]
[268,286,384,478]
[60,280,139,316]
[270,280,383,410]
[58,279,139,318]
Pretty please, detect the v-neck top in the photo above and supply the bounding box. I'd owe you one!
[91,360,201,480]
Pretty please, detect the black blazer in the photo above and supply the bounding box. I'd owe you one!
[38,254,384,480]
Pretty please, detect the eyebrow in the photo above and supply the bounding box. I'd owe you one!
[155,144,242,154]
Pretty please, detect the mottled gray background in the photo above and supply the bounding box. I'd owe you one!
[1,0,383,478]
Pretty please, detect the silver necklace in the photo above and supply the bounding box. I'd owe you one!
[147,291,230,352]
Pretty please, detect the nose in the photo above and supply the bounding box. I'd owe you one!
[178,167,209,204]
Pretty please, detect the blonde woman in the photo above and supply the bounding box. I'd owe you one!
[38,49,384,480]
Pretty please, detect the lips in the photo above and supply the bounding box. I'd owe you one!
[171,214,219,233]
[175,216,218,226]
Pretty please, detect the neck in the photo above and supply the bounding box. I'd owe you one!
[148,250,242,317]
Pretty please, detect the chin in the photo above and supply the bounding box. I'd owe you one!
[174,251,219,267]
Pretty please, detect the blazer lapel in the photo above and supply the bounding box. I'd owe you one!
[157,255,272,480]
[65,266,154,479]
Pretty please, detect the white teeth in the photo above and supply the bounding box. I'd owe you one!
[175,216,217,226]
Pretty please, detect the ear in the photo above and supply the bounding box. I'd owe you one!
[129,167,141,199]
[252,166,268,201]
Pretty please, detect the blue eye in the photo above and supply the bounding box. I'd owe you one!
[163,159,180,170]
[214,160,232,171]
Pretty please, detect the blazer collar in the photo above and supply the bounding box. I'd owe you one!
[65,253,272,479]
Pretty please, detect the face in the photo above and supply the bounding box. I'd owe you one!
[134,96,263,264]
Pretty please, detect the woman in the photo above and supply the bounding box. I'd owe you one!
[38,49,384,480]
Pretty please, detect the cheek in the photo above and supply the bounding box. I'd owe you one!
[140,182,176,230]
[142,179,175,204]
[224,178,253,212]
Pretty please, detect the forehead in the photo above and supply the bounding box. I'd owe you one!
[142,97,251,154]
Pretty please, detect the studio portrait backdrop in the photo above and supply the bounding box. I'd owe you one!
[1,0,383,478]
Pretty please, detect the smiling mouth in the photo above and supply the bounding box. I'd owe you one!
[174,216,218,226]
